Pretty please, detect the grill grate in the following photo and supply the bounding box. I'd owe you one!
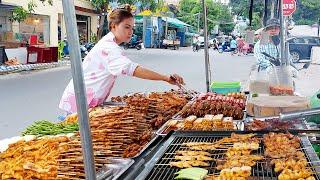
[145,132,320,180]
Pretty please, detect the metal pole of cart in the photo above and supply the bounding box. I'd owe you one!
[284,17,290,63]
[279,0,287,65]
[61,0,96,179]
[201,0,210,92]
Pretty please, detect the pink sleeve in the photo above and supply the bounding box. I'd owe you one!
[106,49,139,76]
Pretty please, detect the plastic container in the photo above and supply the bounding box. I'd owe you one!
[248,65,270,94]
[210,81,241,94]
[269,66,294,96]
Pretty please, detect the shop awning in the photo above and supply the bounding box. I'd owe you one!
[134,16,143,23]
[162,17,191,28]
[134,16,191,28]
[0,2,18,10]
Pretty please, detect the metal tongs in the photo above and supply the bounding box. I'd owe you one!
[279,107,320,121]
[170,75,197,98]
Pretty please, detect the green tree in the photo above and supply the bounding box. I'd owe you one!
[10,0,52,22]
[230,0,320,28]
[177,0,234,34]
[293,0,320,25]
[229,0,264,29]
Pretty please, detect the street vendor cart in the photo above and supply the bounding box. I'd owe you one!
[163,30,180,50]
[2,0,320,180]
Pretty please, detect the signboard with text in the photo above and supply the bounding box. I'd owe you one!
[283,0,297,16]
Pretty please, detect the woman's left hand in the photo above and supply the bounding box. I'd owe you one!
[168,74,185,86]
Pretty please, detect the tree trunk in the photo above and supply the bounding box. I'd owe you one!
[97,14,106,39]
[271,0,275,18]
[97,4,108,40]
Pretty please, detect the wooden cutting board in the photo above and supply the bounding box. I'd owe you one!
[247,96,310,117]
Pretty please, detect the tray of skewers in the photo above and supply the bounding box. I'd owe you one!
[173,92,247,121]
[244,116,315,131]
[156,114,244,136]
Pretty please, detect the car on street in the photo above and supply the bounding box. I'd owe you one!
[198,36,215,48]
[288,36,320,62]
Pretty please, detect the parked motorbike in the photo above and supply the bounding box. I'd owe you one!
[218,42,232,53]
[123,40,142,50]
[63,38,90,60]
[84,42,95,52]
[211,42,219,50]
[80,45,88,59]
[261,52,311,89]
[192,43,200,52]
[242,43,254,55]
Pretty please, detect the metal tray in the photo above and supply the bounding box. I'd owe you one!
[135,131,320,180]
[172,97,247,121]
[156,119,245,136]
[102,101,127,106]
[245,116,316,131]
[96,158,134,180]
[172,110,247,121]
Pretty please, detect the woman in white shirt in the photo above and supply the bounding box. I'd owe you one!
[59,5,184,113]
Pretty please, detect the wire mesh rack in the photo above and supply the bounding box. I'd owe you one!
[138,131,320,180]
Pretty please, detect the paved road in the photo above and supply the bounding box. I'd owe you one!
[0,48,256,139]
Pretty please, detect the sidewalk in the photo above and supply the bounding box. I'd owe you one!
[0,60,70,75]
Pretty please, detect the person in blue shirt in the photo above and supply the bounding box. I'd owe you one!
[230,36,237,55]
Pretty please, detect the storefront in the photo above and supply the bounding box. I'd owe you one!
[2,0,98,47]
[0,2,16,48]
[76,14,90,44]
[19,14,50,45]
[1,0,98,64]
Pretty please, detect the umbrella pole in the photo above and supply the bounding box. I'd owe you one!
[61,0,96,179]
[279,0,287,65]
[201,0,211,92]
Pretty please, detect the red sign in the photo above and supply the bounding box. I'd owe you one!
[283,0,297,16]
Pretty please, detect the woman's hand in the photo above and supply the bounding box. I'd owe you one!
[132,66,185,87]
[167,74,185,86]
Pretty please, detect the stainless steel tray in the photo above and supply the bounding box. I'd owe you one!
[245,116,312,131]
[172,97,247,121]
[96,158,134,180]
[102,101,127,106]
[156,119,244,136]
[172,110,247,121]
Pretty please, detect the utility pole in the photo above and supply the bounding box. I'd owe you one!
[279,0,286,65]
[61,0,96,179]
[198,13,200,33]
[201,0,210,92]
[318,18,320,37]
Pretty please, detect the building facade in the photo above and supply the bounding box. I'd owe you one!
[1,0,98,46]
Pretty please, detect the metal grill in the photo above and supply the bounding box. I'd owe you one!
[144,132,320,180]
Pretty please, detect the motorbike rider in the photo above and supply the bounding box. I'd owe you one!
[254,18,282,71]
[193,35,200,51]
[254,18,299,79]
